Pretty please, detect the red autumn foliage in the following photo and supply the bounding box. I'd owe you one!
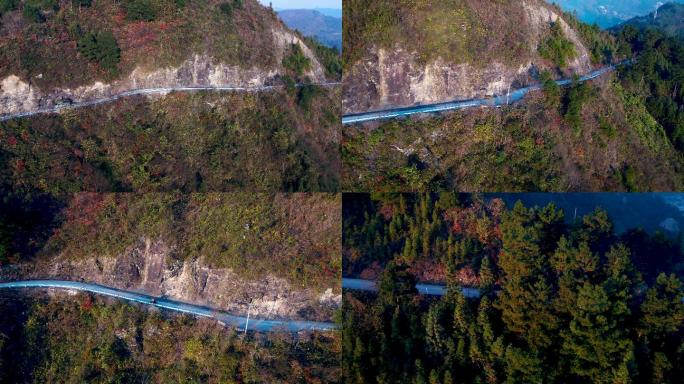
[64,193,108,226]
[359,262,383,280]
[455,265,479,286]
[113,11,126,25]
[451,220,463,234]
[15,159,25,173]
[378,203,394,220]
[120,21,159,50]
[7,136,18,147]
[409,259,447,283]
[81,295,93,311]
[322,264,336,278]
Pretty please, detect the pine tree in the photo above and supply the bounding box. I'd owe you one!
[496,202,557,349]
[562,282,634,383]
[425,301,449,355]
[443,370,453,384]
[479,255,495,290]
[503,345,546,384]
[639,273,684,344]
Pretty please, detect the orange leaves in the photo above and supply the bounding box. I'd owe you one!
[444,201,503,248]
[455,265,479,286]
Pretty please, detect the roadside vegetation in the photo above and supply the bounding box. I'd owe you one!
[0,192,340,290]
[342,77,682,192]
[0,0,336,90]
[614,25,684,153]
[0,294,341,383]
[0,88,341,193]
[538,22,576,68]
[342,193,684,383]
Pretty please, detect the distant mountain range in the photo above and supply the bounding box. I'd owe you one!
[550,0,684,28]
[311,8,342,18]
[277,9,342,51]
[617,2,684,39]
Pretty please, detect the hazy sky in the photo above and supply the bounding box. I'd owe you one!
[257,0,341,9]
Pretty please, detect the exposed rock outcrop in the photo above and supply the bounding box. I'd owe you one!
[343,0,593,114]
[1,28,326,116]
[1,238,340,322]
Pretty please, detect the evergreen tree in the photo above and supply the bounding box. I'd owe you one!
[479,255,495,291]
[562,283,634,383]
[77,31,120,73]
[640,273,684,343]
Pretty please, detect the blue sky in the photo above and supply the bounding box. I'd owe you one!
[257,0,341,9]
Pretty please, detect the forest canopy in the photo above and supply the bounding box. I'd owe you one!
[342,193,684,384]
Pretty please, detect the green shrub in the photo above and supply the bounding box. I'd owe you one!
[282,74,296,93]
[78,31,121,73]
[623,165,638,191]
[539,22,576,68]
[22,4,44,22]
[125,0,156,21]
[298,84,319,111]
[219,0,243,17]
[563,78,595,134]
[72,0,92,6]
[282,44,312,77]
[599,117,617,139]
[0,0,18,15]
[540,70,560,110]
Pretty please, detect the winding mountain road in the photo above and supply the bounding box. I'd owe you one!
[342,277,480,298]
[0,82,341,122]
[0,280,337,332]
[342,62,626,125]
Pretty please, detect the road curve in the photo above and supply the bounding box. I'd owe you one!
[0,82,341,123]
[341,62,626,125]
[0,280,337,333]
[342,277,481,298]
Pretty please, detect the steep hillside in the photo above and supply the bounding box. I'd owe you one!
[342,76,684,192]
[0,295,340,383]
[278,9,342,50]
[0,0,340,116]
[617,2,684,40]
[341,0,684,192]
[343,0,610,114]
[0,192,341,321]
[0,86,341,193]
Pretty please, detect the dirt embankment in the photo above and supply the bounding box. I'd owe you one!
[342,0,592,114]
[0,237,340,322]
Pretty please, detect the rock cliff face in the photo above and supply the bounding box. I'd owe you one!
[1,238,340,322]
[343,0,593,114]
[0,27,326,116]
